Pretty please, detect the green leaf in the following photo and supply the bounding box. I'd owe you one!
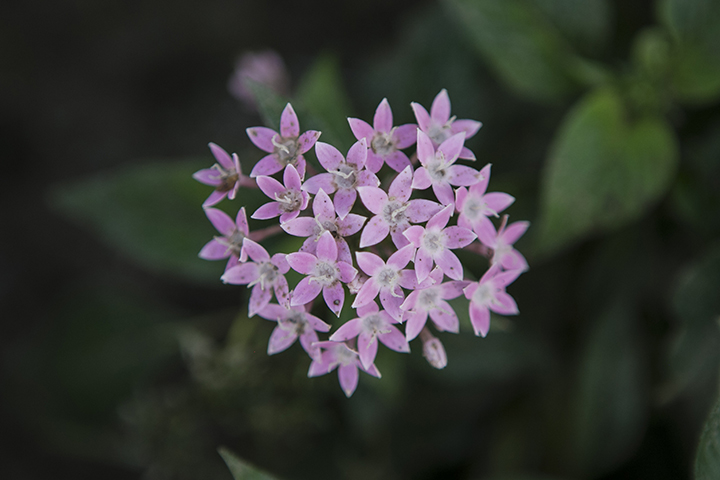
[658,0,720,103]
[49,159,267,283]
[529,0,611,53]
[245,79,290,131]
[696,394,720,480]
[536,88,679,254]
[296,53,354,151]
[218,447,280,480]
[443,0,583,101]
[568,299,648,476]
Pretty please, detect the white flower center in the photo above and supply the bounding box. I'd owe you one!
[275,189,303,212]
[426,117,455,145]
[279,311,307,335]
[427,156,448,182]
[331,164,357,190]
[334,344,357,366]
[312,261,339,286]
[422,231,445,254]
[376,267,399,289]
[371,131,395,157]
[271,135,299,165]
[472,283,495,306]
[249,261,279,290]
[210,164,239,192]
[362,313,390,338]
[382,200,408,227]
[418,288,440,310]
[463,197,486,220]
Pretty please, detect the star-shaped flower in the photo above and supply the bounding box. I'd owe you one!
[412,130,482,205]
[411,89,482,160]
[463,265,522,337]
[198,207,250,271]
[348,98,417,173]
[301,139,379,219]
[247,103,321,179]
[308,340,381,398]
[403,204,477,283]
[257,303,330,361]
[477,217,529,272]
[252,164,309,223]
[455,164,515,236]
[193,143,250,207]
[330,302,410,370]
[357,166,442,248]
[286,231,357,317]
[221,238,290,316]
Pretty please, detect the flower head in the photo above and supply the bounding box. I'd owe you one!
[252,164,309,223]
[257,303,330,361]
[193,143,248,207]
[477,217,529,272]
[308,340,381,398]
[198,207,250,271]
[463,265,522,337]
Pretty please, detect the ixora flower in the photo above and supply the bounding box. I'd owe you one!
[411,89,482,160]
[308,340,381,398]
[257,303,330,361]
[281,189,365,264]
[348,98,417,173]
[330,301,409,370]
[357,166,442,248]
[352,244,417,322]
[401,267,470,341]
[403,204,476,283]
[193,143,251,207]
[286,231,357,317]
[246,103,321,179]
[221,238,290,316]
[301,139,379,219]
[464,265,522,337]
[198,207,250,271]
[477,216,530,272]
[252,164,309,223]
[412,130,482,205]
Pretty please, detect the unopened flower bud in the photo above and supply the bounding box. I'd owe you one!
[420,328,447,369]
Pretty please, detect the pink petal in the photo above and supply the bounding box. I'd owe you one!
[302,173,335,195]
[459,146,476,161]
[250,154,283,177]
[455,186,468,211]
[330,318,362,341]
[271,253,290,274]
[334,189,357,219]
[199,239,230,260]
[337,261,357,283]
[208,142,234,169]
[379,286,405,322]
[357,302,379,317]
[282,164,301,190]
[221,262,258,285]
[267,326,297,355]
[252,202,282,220]
[205,208,235,236]
[356,251,385,276]
[193,168,222,186]
[257,303,288,321]
[299,330,321,361]
[452,119,483,139]
[412,167,432,190]
[439,281,470,300]
[444,226,477,249]
[393,124,417,149]
[494,269,523,288]
[306,313,331,332]
[405,311,428,341]
[315,142,343,172]
[358,332,379,370]
[398,269,419,290]
[415,130,435,165]
[338,364,359,397]
[427,204,454,231]
[363,363,381,378]
[411,103,431,132]
[357,186,388,215]
[447,164,482,186]
[469,302,490,337]
[348,117,374,140]
[338,214,367,237]
[430,89,451,124]
[414,247,433,283]
[346,138,368,169]
[337,238,353,264]
[484,192,515,215]
[364,150,384,173]
[499,249,528,272]
[471,164,492,196]
[308,359,332,377]
[352,278,381,307]
[373,98,393,133]
[280,103,300,138]
[432,181,455,206]
[323,282,345,317]
[379,325,410,352]
[279,209,300,223]
[296,132,320,156]
[359,216,390,248]
[291,277,323,306]
[406,199,443,223]
[387,244,416,270]
[316,230,338,262]
[501,221,530,245]
[436,249,463,280]
[390,225,411,248]
[281,217,316,237]
[429,300,460,333]
[389,166,413,202]
[437,132,466,164]
[384,150,412,173]
[202,190,227,207]
[245,127,277,153]
[476,217,498,247]
[241,238,270,262]
[403,225,425,247]
[249,283,272,317]
[235,207,249,235]
[313,189,335,219]
[287,252,317,275]
[491,291,519,315]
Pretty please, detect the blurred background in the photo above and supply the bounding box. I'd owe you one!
[2,0,720,479]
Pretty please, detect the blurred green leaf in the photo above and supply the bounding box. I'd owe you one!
[50,159,266,283]
[296,53,354,151]
[529,0,611,54]
[696,394,720,480]
[443,0,583,101]
[536,88,679,255]
[658,0,720,103]
[245,79,290,132]
[219,447,280,480]
[568,300,648,476]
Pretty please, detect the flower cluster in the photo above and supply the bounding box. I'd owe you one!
[194,90,528,397]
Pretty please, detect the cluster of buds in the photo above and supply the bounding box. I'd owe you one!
[194,90,528,397]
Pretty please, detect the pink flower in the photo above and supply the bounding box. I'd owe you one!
[281,189,365,264]
[308,340,381,398]
[329,302,410,369]
[403,205,477,283]
[198,207,250,271]
[420,328,447,369]
[463,265,522,337]
[221,238,290,316]
[301,139,379,219]
[246,103,321,180]
[412,130,482,205]
[477,217,529,272]
[286,231,357,317]
[252,164,309,223]
[357,166,443,248]
[400,268,470,341]
[193,143,249,207]
[227,50,290,107]
[257,303,330,361]
[455,164,515,236]
[352,244,417,322]
[411,89,482,160]
[347,98,417,173]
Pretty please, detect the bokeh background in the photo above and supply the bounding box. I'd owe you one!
[3,0,720,479]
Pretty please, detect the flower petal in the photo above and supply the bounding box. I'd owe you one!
[429,300,460,333]
[352,278,381,307]
[447,164,482,186]
[246,127,277,153]
[373,98,393,132]
[436,249,463,280]
[357,186,388,215]
[411,103,431,132]
[281,217,316,237]
[359,215,390,248]
[291,277,323,305]
[437,132,466,164]
[249,284,272,317]
[199,239,230,260]
[208,142,234,169]
[348,117,374,140]
[315,142,343,172]
[241,238,270,262]
[415,129,435,165]
[297,130,321,154]
[316,230,338,262]
[412,167,432,190]
[334,188,357,219]
[430,89,451,123]
[358,332,380,371]
[387,244,416,270]
[221,262,258,284]
[432,181,455,206]
[444,226,477,249]
[346,138,368,169]
[427,204,454,231]
[356,251,385,276]
[469,302,490,337]
[330,318,362,341]
[205,208,235,236]
[405,311,428,341]
[323,282,345,317]
[389,166,413,202]
[393,124,417,149]
[313,189,335,219]
[379,325,410,353]
[301,173,335,195]
[286,252,317,275]
[250,154,283,177]
[267,326,297,355]
[406,199,443,223]
[252,202,282,220]
[338,213,367,237]
[384,150,411,173]
[501,221,530,245]
[452,119,482,139]
[338,364,359,397]
[202,190,227,207]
